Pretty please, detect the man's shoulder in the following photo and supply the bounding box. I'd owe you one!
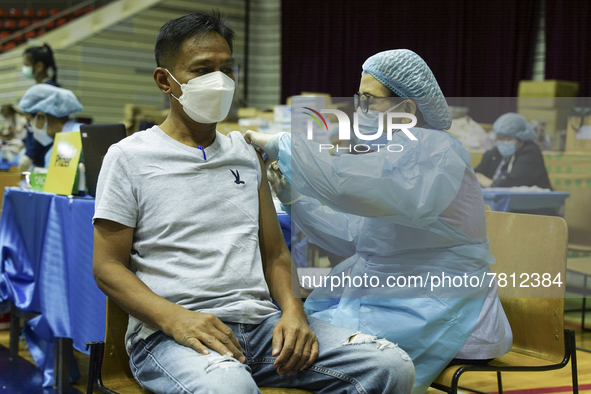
[107,126,159,159]
[221,130,258,159]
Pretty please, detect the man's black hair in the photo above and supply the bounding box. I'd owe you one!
[155,11,234,70]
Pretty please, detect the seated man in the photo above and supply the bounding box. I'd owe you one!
[92,12,414,394]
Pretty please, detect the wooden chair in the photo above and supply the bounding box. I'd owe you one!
[86,297,312,394]
[566,255,591,331]
[431,211,579,393]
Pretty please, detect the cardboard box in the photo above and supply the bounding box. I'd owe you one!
[566,111,591,152]
[517,107,569,138]
[517,96,576,109]
[0,166,21,212]
[517,79,579,103]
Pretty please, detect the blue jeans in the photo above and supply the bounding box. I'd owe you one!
[130,313,414,394]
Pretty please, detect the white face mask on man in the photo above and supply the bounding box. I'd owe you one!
[31,114,53,146]
[166,70,235,124]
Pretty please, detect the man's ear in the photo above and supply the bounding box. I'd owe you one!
[154,67,172,95]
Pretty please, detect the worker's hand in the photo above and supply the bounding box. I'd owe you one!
[7,139,24,155]
[268,161,299,204]
[18,155,32,172]
[272,309,319,376]
[167,308,245,363]
[476,172,493,188]
[244,130,286,162]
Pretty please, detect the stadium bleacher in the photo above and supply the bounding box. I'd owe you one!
[0,5,97,53]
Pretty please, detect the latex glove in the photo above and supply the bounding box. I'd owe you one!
[268,161,300,205]
[244,130,287,162]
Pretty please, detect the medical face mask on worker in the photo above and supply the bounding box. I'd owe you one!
[30,114,53,146]
[22,65,35,80]
[356,100,406,145]
[496,140,517,157]
[166,70,235,124]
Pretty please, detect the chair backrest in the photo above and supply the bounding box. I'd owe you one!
[556,185,591,250]
[102,297,150,393]
[485,210,568,364]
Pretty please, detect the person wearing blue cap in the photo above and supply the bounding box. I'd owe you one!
[246,49,512,393]
[475,112,551,190]
[18,83,83,168]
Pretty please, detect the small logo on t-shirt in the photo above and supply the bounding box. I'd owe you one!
[230,169,245,184]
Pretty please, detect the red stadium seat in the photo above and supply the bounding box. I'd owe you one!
[0,9,7,18]
[32,18,42,26]
[85,5,95,13]
[23,8,35,18]
[56,18,67,27]
[36,8,48,18]
[49,8,60,16]
[45,20,55,29]
[36,28,46,36]
[4,41,16,50]
[25,30,35,39]
[74,7,84,16]
[18,19,30,29]
[9,8,21,17]
[0,31,9,39]
[4,20,16,30]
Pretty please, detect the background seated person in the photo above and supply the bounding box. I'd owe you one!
[18,84,83,169]
[475,112,552,190]
[0,105,27,161]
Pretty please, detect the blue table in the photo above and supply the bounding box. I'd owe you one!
[0,188,293,391]
[0,188,106,389]
[481,188,570,212]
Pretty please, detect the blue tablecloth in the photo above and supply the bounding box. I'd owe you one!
[481,188,570,212]
[0,188,293,386]
[0,187,106,386]
[0,160,19,171]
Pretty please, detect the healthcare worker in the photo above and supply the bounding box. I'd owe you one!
[475,112,552,190]
[22,44,59,87]
[18,84,83,168]
[246,49,512,393]
[19,44,61,171]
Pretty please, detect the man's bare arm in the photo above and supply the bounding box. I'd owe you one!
[256,154,319,375]
[93,218,244,361]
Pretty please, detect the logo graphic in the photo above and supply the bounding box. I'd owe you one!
[230,169,245,184]
[302,107,329,132]
[301,108,417,154]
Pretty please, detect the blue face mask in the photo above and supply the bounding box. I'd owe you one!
[496,140,517,157]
